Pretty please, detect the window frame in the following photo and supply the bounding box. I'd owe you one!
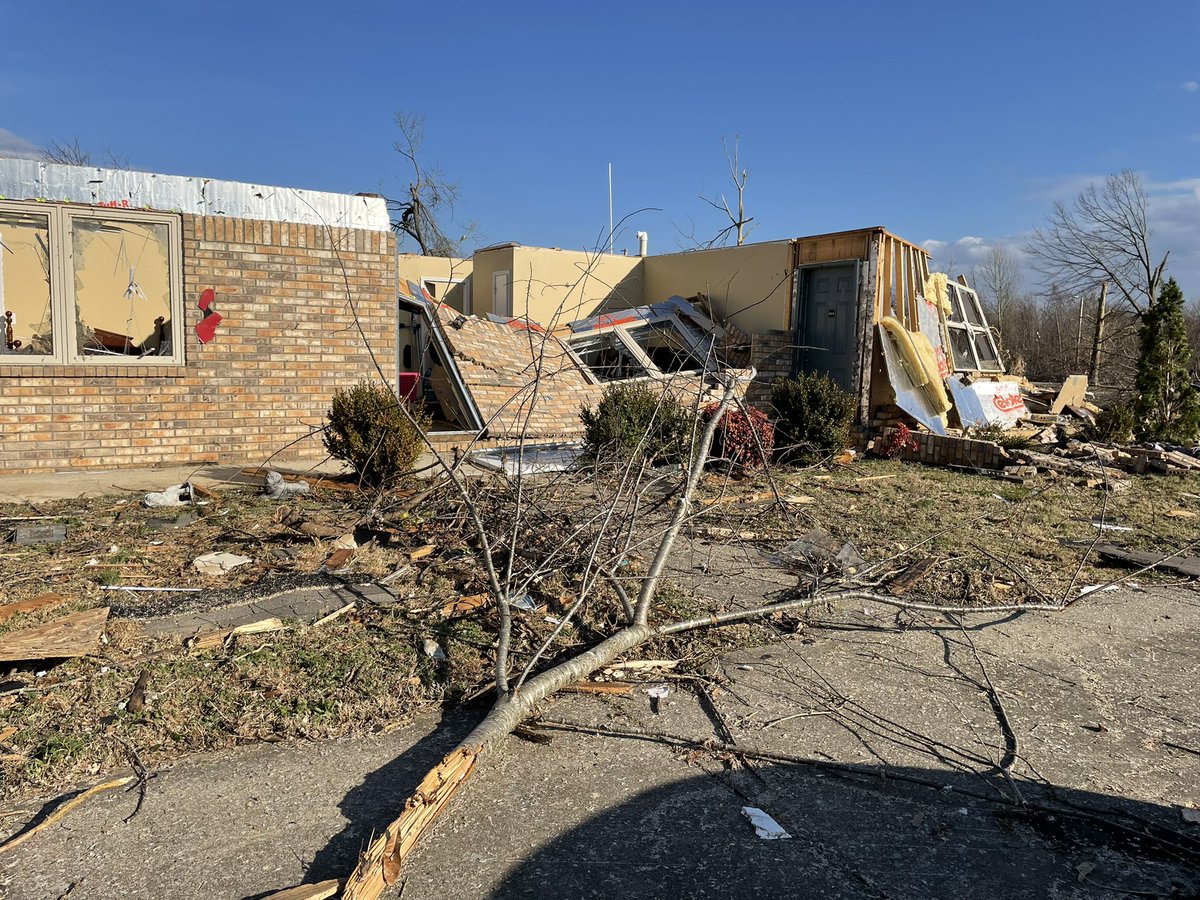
[566,312,714,384]
[945,282,1003,374]
[0,200,185,367]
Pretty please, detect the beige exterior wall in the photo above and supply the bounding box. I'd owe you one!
[642,240,794,335]
[509,247,643,325]
[466,245,516,319]
[396,254,473,312]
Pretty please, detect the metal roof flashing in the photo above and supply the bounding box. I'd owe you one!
[0,158,391,232]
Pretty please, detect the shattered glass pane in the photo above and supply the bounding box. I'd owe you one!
[946,284,966,323]
[958,285,986,326]
[947,325,976,370]
[72,217,174,358]
[0,210,53,356]
[571,331,648,381]
[623,321,703,373]
[973,331,1002,370]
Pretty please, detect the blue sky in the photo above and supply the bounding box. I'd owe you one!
[2,0,1198,292]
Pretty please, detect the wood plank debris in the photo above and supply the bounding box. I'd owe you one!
[559,681,634,695]
[0,607,110,662]
[262,881,341,900]
[189,617,287,652]
[0,593,65,624]
[409,544,436,561]
[886,557,938,595]
[1091,543,1200,578]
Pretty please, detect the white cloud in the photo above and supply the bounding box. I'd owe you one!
[926,176,1200,299]
[1184,80,1200,92]
[0,127,43,160]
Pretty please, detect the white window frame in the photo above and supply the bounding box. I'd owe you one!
[945,282,1003,374]
[0,200,184,367]
[566,312,715,384]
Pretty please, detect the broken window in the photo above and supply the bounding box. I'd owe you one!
[945,283,1003,373]
[567,314,709,383]
[0,201,182,364]
[622,321,703,373]
[72,218,174,357]
[0,209,54,357]
[570,331,650,381]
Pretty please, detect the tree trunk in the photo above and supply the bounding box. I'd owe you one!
[1089,281,1108,385]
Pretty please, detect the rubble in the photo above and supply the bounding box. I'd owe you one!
[265,470,311,500]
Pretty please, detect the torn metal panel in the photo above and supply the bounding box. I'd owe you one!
[947,376,1029,429]
[469,442,583,476]
[0,158,390,231]
[878,322,947,435]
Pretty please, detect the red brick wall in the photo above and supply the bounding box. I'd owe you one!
[0,212,396,475]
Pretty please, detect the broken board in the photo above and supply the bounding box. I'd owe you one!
[0,607,110,662]
[1092,544,1200,578]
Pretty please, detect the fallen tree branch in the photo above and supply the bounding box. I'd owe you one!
[0,775,134,855]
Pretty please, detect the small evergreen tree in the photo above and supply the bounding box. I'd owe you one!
[1132,278,1200,444]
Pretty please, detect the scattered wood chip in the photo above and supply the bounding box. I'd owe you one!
[0,726,16,743]
[409,544,436,561]
[0,607,110,663]
[259,880,341,900]
[1165,509,1197,519]
[886,557,938,596]
[189,617,287,652]
[559,681,634,695]
[312,603,356,628]
[126,670,149,715]
[322,548,355,571]
[0,593,66,625]
[441,593,489,617]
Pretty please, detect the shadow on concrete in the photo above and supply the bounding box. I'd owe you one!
[485,762,1200,899]
[283,707,482,891]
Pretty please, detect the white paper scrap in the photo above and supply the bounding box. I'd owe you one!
[741,806,793,840]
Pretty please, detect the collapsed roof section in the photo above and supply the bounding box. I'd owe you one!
[398,282,751,438]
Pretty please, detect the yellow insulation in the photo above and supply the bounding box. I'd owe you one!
[923,272,952,317]
[880,316,951,414]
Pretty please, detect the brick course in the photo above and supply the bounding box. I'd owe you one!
[0,211,396,474]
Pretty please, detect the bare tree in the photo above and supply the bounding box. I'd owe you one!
[386,113,473,257]
[1025,170,1169,315]
[971,245,1022,337]
[684,135,754,250]
[43,136,131,169]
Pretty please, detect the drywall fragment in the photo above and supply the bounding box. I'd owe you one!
[193,552,252,575]
[265,470,311,500]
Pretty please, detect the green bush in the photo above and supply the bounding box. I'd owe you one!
[1085,403,1136,444]
[324,380,430,486]
[580,382,691,465]
[771,372,855,463]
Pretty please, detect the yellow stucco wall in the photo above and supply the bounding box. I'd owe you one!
[396,254,474,312]
[509,247,643,325]
[642,240,793,335]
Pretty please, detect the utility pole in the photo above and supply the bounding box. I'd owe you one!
[1088,281,1108,385]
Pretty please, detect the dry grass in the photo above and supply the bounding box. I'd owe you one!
[2,458,1198,800]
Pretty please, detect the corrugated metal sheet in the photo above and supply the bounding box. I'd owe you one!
[0,158,391,232]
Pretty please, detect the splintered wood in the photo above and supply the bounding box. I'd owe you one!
[0,593,65,624]
[340,747,478,900]
[0,607,109,662]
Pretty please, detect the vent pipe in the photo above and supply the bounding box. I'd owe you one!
[636,231,648,257]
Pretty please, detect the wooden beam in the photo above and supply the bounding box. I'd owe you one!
[0,607,109,662]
